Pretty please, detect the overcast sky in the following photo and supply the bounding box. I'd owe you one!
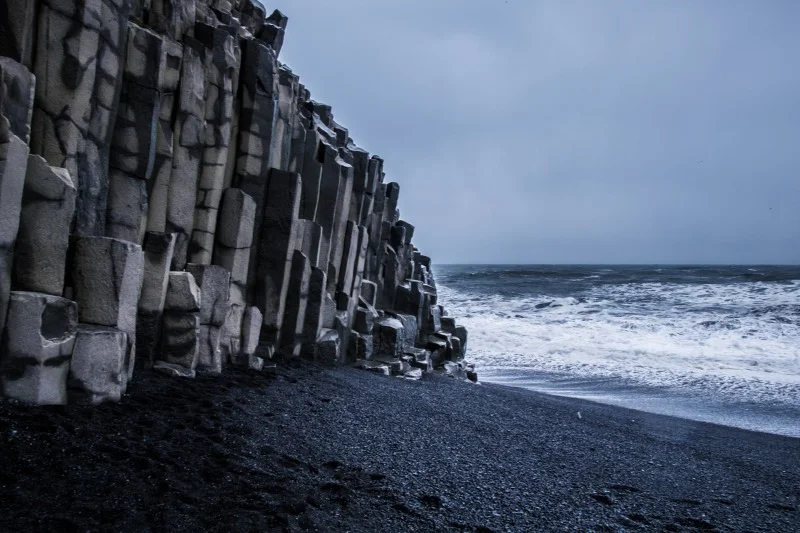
[273,0,800,264]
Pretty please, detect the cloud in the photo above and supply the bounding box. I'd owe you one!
[276,0,800,264]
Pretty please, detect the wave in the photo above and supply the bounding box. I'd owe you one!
[436,272,800,408]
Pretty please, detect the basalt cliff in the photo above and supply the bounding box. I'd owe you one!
[0,0,472,405]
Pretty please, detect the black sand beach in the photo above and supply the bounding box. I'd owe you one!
[0,362,797,532]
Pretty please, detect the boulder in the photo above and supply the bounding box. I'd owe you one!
[349,331,373,361]
[153,361,196,379]
[442,361,467,380]
[69,326,127,404]
[0,292,77,405]
[406,348,432,372]
[312,328,340,366]
[355,360,390,376]
[241,306,263,356]
[164,272,201,312]
[404,368,423,380]
[354,306,377,335]
[374,316,404,359]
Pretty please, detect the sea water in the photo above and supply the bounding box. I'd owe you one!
[435,265,800,437]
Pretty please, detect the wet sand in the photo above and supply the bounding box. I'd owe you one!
[0,361,798,531]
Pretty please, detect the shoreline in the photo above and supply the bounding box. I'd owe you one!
[1,362,798,531]
[479,368,800,439]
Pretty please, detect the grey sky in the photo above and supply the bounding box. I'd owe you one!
[274,0,800,264]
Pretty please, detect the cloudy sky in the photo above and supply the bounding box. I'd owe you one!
[274,0,799,264]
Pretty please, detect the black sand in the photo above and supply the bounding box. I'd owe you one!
[0,362,797,532]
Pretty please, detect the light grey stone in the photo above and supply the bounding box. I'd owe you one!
[0,292,77,405]
[354,306,377,335]
[312,328,340,366]
[12,155,75,296]
[164,271,201,312]
[374,316,405,359]
[72,236,144,382]
[423,303,443,335]
[153,360,196,378]
[390,312,418,351]
[160,313,200,369]
[241,306,262,356]
[213,188,255,306]
[0,57,35,144]
[337,221,359,295]
[235,38,279,299]
[106,168,149,244]
[145,38,183,234]
[0,126,28,343]
[360,280,377,308]
[219,303,244,363]
[69,325,127,404]
[167,37,206,269]
[297,218,323,269]
[186,264,230,326]
[216,188,256,249]
[313,142,349,273]
[189,23,241,266]
[394,282,424,329]
[197,324,223,374]
[32,0,131,237]
[349,332,373,361]
[136,232,176,368]
[148,0,196,40]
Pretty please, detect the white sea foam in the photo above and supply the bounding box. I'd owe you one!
[438,279,800,407]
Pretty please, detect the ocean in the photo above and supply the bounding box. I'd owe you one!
[435,265,800,437]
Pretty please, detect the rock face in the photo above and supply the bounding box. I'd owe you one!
[0,4,472,405]
[0,292,78,405]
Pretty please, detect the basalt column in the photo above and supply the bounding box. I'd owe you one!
[255,169,301,356]
[166,37,206,269]
[106,23,166,244]
[32,0,132,237]
[188,23,241,265]
[233,38,279,303]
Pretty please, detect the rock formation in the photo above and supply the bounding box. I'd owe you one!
[0,1,473,405]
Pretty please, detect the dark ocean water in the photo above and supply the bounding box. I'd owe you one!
[434,265,800,437]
